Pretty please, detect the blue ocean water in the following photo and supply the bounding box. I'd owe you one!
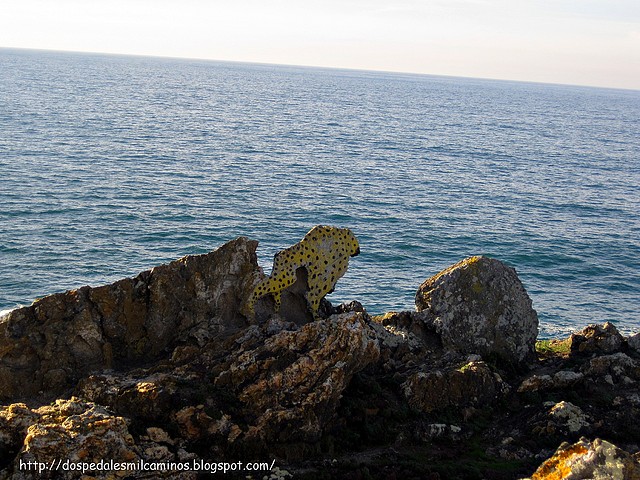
[1,48,639,337]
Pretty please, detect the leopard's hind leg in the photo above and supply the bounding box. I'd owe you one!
[249,265,297,314]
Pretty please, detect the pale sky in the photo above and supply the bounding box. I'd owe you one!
[1,0,639,90]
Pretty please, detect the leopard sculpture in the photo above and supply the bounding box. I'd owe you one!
[248,225,360,319]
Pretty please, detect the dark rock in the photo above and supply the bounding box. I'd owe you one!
[518,374,554,393]
[627,332,640,354]
[76,371,181,425]
[415,256,538,366]
[414,422,463,442]
[402,361,508,414]
[333,300,366,315]
[582,352,640,383]
[0,237,261,401]
[518,371,585,393]
[370,310,447,382]
[261,266,315,325]
[569,322,624,356]
[374,310,440,348]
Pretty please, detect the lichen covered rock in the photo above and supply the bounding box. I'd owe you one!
[547,401,590,434]
[2,398,139,480]
[528,438,640,479]
[415,256,538,366]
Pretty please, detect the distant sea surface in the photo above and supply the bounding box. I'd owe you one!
[1,48,639,337]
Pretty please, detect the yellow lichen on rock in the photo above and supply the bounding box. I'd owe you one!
[248,225,360,318]
[531,441,589,479]
[529,438,640,480]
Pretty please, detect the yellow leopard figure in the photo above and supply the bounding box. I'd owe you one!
[248,226,360,319]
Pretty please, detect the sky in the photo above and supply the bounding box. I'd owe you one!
[1,0,639,90]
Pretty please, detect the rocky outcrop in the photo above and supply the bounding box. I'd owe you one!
[71,312,380,458]
[569,322,624,355]
[0,235,639,480]
[415,256,538,366]
[216,312,380,449]
[0,237,261,401]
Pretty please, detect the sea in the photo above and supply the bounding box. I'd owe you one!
[1,48,639,338]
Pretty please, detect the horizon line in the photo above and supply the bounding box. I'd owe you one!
[2,45,639,94]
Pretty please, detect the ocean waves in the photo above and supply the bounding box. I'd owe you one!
[1,49,639,337]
